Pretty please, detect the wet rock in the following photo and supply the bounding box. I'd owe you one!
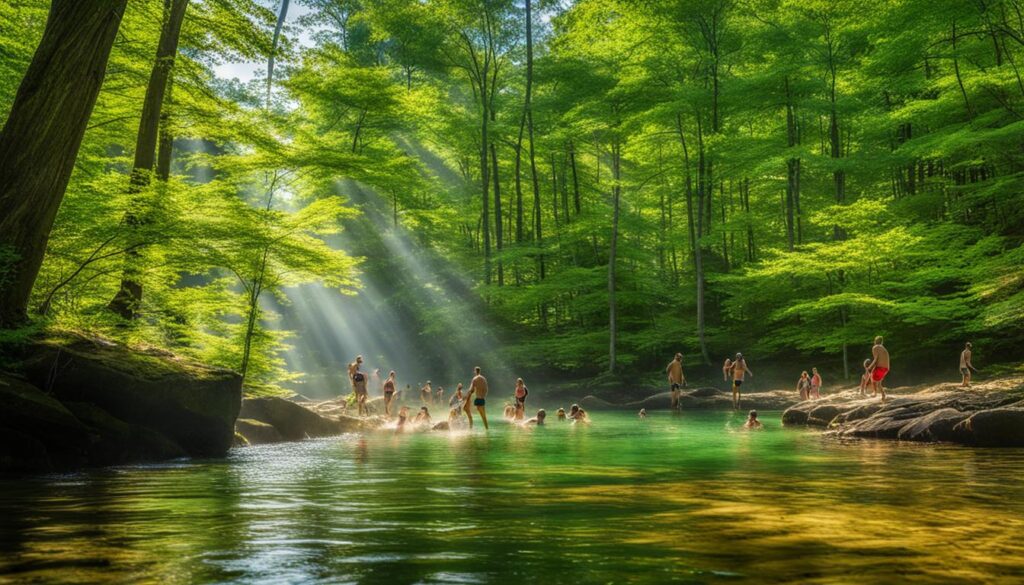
[807,404,843,427]
[432,421,451,431]
[898,408,969,443]
[781,404,811,426]
[239,396,360,441]
[688,387,721,398]
[235,418,284,445]
[841,415,908,439]
[64,401,186,465]
[953,408,1024,447]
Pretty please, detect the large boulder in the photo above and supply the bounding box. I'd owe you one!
[953,408,1024,447]
[0,373,91,469]
[239,396,360,441]
[235,418,284,445]
[20,336,242,457]
[840,415,908,439]
[64,401,186,465]
[807,404,843,427]
[781,403,811,426]
[897,408,969,443]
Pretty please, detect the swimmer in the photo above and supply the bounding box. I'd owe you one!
[744,409,763,429]
[567,404,589,423]
[464,366,489,429]
[639,408,647,420]
[414,406,431,426]
[556,408,566,421]
[396,406,410,433]
[420,381,433,405]
[524,409,546,426]
[503,403,516,419]
[436,385,445,404]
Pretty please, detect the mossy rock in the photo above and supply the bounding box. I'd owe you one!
[19,333,241,457]
[235,418,284,445]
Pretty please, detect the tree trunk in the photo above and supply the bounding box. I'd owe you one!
[608,141,622,374]
[267,0,290,107]
[491,141,503,286]
[0,0,127,328]
[108,0,190,319]
[676,114,711,365]
[569,139,581,215]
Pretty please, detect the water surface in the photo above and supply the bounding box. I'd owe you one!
[2,411,1024,584]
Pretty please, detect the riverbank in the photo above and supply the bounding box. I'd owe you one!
[1,333,241,472]
[782,375,1024,446]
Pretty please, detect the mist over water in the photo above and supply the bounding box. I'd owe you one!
[272,176,513,399]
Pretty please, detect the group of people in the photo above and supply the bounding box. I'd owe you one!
[344,357,591,432]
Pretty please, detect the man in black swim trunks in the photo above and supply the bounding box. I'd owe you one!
[465,366,489,430]
[728,353,753,410]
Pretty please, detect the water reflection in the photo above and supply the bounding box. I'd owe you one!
[2,412,1024,583]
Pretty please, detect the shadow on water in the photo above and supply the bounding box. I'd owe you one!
[4,412,1023,584]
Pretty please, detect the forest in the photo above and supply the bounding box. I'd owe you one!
[2,0,1023,393]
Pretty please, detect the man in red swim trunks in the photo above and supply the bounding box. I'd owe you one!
[866,336,890,400]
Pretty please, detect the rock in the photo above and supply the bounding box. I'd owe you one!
[0,373,92,469]
[898,408,969,443]
[432,421,450,431]
[20,335,242,457]
[688,387,721,398]
[781,404,811,426]
[834,402,884,424]
[807,404,843,427]
[953,408,1024,447]
[579,395,615,411]
[235,418,284,445]
[239,396,360,441]
[841,415,908,439]
[0,426,51,472]
[63,401,186,465]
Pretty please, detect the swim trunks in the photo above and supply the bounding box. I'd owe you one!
[671,383,681,391]
[474,398,486,406]
[871,367,889,382]
[960,367,970,376]
[733,380,743,387]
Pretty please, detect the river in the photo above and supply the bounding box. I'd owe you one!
[2,410,1023,584]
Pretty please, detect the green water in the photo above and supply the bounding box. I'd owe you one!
[2,410,1024,584]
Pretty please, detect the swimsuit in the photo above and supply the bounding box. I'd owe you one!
[960,367,970,376]
[871,367,889,382]
[474,398,486,407]
[671,383,681,391]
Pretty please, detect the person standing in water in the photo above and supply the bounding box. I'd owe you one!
[420,381,433,405]
[866,336,890,400]
[436,385,445,405]
[383,371,397,417]
[465,366,489,430]
[727,353,753,410]
[666,353,686,410]
[449,383,465,409]
[744,410,763,429]
[810,367,822,399]
[513,378,528,421]
[960,342,978,387]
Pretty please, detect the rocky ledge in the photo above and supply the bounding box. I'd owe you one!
[233,396,381,446]
[581,387,797,412]
[1,334,241,473]
[781,376,1024,446]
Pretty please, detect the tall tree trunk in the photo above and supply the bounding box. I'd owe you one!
[480,70,491,285]
[156,76,175,182]
[0,0,127,328]
[676,114,711,365]
[491,141,503,286]
[109,0,190,319]
[523,0,543,280]
[267,0,290,107]
[569,139,581,215]
[608,140,622,374]
[784,76,798,251]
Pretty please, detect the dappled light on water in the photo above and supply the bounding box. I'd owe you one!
[2,411,1024,583]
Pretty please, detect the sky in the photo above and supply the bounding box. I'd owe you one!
[212,2,315,83]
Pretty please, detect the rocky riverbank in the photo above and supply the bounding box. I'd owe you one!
[233,395,387,446]
[781,376,1024,446]
[1,333,242,472]
[581,387,797,412]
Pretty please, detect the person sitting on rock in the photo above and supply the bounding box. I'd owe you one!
[858,359,872,396]
[744,410,763,429]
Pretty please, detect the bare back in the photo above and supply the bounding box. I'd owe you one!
[873,344,890,368]
[666,360,683,384]
[470,374,489,398]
